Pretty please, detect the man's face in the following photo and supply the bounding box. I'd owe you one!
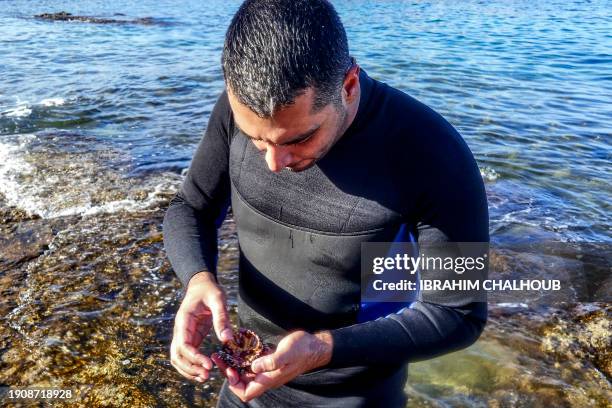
[226,68,360,173]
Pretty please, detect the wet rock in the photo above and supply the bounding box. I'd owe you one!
[35,11,162,25]
[407,305,612,407]
[0,214,77,277]
[0,209,238,407]
[541,304,611,380]
[488,243,611,305]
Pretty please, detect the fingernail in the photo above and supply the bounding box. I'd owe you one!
[251,361,261,373]
[221,328,233,342]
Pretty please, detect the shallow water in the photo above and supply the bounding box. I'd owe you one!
[0,0,610,407]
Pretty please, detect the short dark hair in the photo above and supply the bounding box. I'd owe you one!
[222,0,351,118]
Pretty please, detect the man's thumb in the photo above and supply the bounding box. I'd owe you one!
[251,352,287,374]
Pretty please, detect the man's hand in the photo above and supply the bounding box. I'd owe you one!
[219,330,333,402]
[170,271,234,383]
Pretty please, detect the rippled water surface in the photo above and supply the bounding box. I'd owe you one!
[0,0,610,407]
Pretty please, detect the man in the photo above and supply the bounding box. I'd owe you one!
[163,0,489,406]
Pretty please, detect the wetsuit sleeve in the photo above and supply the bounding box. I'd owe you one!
[162,90,233,288]
[327,111,489,368]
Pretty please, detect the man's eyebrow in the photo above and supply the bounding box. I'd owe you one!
[236,123,320,146]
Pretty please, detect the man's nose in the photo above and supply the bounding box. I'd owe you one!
[264,144,292,173]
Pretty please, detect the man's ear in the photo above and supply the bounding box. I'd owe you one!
[342,65,361,104]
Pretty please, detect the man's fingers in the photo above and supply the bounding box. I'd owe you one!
[210,352,225,369]
[211,353,240,385]
[226,370,264,403]
[239,370,256,385]
[212,352,250,401]
[181,343,213,370]
[174,354,209,378]
[223,365,282,402]
[171,353,210,381]
[176,364,208,383]
[174,311,208,351]
[226,368,241,386]
[209,295,233,342]
[243,371,278,401]
[228,379,248,402]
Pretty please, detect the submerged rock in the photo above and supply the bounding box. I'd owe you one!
[541,303,611,380]
[407,305,611,407]
[35,11,160,25]
[0,206,240,407]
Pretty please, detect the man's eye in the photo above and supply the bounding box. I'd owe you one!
[295,132,315,145]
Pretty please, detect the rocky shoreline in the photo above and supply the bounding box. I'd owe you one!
[1,192,609,406]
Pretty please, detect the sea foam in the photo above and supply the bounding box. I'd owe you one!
[0,133,181,219]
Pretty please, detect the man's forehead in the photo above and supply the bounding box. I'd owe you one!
[227,87,325,144]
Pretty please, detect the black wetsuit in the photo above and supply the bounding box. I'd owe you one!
[163,69,489,407]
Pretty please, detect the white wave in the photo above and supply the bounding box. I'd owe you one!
[0,97,65,118]
[1,103,32,118]
[480,166,499,181]
[45,179,180,219]
[495,302,529,308]
[0,134,181,219]
[40,97,65,107]
[0,135,37,208]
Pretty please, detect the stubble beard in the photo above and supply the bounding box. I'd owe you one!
[285,106,349,173]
